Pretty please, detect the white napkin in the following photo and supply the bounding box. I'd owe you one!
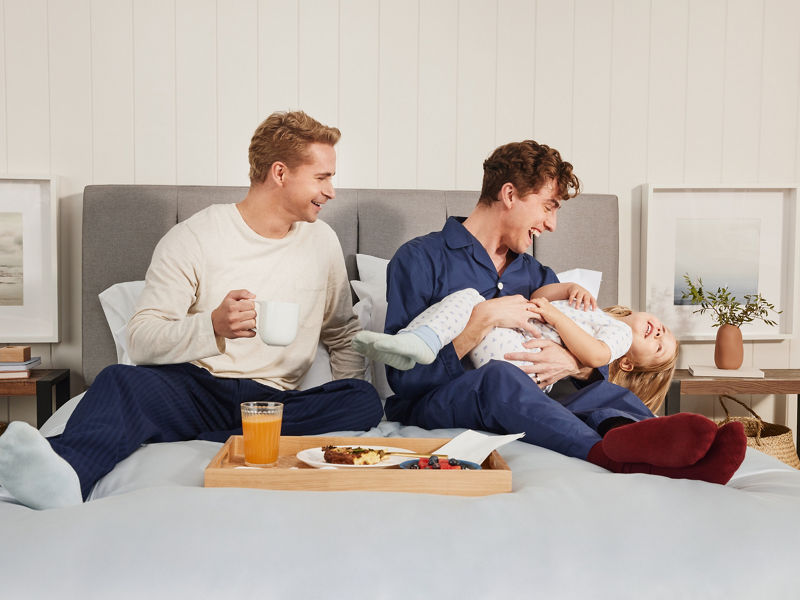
[435,430,524,465]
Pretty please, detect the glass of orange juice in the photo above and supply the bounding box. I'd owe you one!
[240,401,283,467]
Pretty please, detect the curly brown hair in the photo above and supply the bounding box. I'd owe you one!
[248,111,341,184]
[479,140,581,205]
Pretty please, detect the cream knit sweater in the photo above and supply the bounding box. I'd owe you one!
[127,203,365,390]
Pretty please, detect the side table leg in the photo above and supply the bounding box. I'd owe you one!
[35,380,53,429]
[54,371,70,410]
[664,380,681,416]
[796,394,799,456]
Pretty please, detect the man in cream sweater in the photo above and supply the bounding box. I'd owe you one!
[0,111,383,510]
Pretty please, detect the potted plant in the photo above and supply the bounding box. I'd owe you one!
[681,274,781,369]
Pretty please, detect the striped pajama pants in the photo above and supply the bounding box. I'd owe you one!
[48,363,383,498]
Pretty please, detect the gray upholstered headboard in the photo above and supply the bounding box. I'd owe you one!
[81,186,618,385]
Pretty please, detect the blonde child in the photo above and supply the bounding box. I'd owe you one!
[353,282,678,412]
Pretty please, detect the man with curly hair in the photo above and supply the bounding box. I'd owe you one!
[382,140,745,485]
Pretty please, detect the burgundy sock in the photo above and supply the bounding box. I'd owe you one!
[588,422,746,485]
[602,413,719,468]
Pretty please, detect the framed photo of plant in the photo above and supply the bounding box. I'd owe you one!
[640,185,797,341]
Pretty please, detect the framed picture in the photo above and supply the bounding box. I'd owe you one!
[0,176,59,342]
[640,185,797,341]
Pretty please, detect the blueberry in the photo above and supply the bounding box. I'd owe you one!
[428,455,439,464]
[410,462,420,469]
[448,458,459,466]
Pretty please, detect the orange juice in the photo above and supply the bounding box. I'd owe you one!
[242,413,282,466]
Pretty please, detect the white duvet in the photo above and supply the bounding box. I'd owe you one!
[2,395,800,599]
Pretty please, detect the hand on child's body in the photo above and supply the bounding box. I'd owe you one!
[470,294,545,338]
[527,297,566,327]
[505,338,583,388]
[504,283,601,386]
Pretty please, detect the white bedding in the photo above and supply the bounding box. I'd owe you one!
[3,396,800,599]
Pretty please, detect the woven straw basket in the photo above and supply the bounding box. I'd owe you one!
[717,394,800,470]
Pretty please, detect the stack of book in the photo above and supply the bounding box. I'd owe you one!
[0,345,41,379]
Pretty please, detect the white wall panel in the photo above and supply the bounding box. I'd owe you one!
[48,0,92,395]
[608,0,650,307]
[133,0,176,184]
[721,0,763,182]
[571,0,612,193]
[684,0,726,184]
[91,0,134,183]
[176,0,217,185]
[48,0,92,196]
[378,0,418,188]
[495,0,535,145]
[338,0,379,188]
[217,0,258,185]
[533,0,574,158]
[417,0,458,190]
[298,0,338,131]
[0,0,7,173]
[258,0,299,115]
[456,0,496,190]
[5,0,49,174]
[647,0,688,183]
[759,0,800,183]
[797,83,800,182]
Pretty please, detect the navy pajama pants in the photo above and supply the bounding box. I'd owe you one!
[384,360,653,460]
[48,363,383,499]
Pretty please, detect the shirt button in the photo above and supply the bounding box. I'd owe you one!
[497,282,504,290]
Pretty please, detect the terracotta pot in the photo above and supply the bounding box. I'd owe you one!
[714,324,743,369]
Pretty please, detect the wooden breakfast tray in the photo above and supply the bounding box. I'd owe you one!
[204,435,511,496]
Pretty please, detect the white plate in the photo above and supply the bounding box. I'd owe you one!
[296,445,415,469]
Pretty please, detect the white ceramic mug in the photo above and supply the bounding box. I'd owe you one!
[257,300,299,346]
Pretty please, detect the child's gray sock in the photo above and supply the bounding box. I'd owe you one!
[352,330,437,370]
[0,421,82,510]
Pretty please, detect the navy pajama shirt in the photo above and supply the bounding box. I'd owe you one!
[383,217,652,460]
[49,364,382,499]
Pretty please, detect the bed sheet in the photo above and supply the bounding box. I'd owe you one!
[3,396,800,599]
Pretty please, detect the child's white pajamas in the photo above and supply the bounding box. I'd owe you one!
[400,288,633,374]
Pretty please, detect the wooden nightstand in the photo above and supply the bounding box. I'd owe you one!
[0,368,71,428]
[665,369,800,453]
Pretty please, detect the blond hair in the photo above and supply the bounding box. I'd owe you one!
[248,111,341,184]
[602,305,679,414]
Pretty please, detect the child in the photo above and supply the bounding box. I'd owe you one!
[353,283,679,412]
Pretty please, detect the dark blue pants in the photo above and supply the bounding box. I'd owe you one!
[384,360,653,460]
[48,363,383,498]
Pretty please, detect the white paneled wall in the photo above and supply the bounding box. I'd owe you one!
[1,0,799,426]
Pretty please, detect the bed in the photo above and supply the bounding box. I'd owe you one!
[3,185,800,599]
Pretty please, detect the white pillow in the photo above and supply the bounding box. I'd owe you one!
[351,254,394,401]
[555,268,602,300]
[355,253,389,291]
[98,280,146,365]
[97,280,332,391]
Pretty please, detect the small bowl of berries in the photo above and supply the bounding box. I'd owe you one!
[399,455,481,470]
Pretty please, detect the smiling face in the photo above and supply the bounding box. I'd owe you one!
[618,311,678,369]
[279,142,337,223]
[501,179,561,254]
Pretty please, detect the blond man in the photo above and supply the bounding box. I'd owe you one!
[0,112,383,510]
